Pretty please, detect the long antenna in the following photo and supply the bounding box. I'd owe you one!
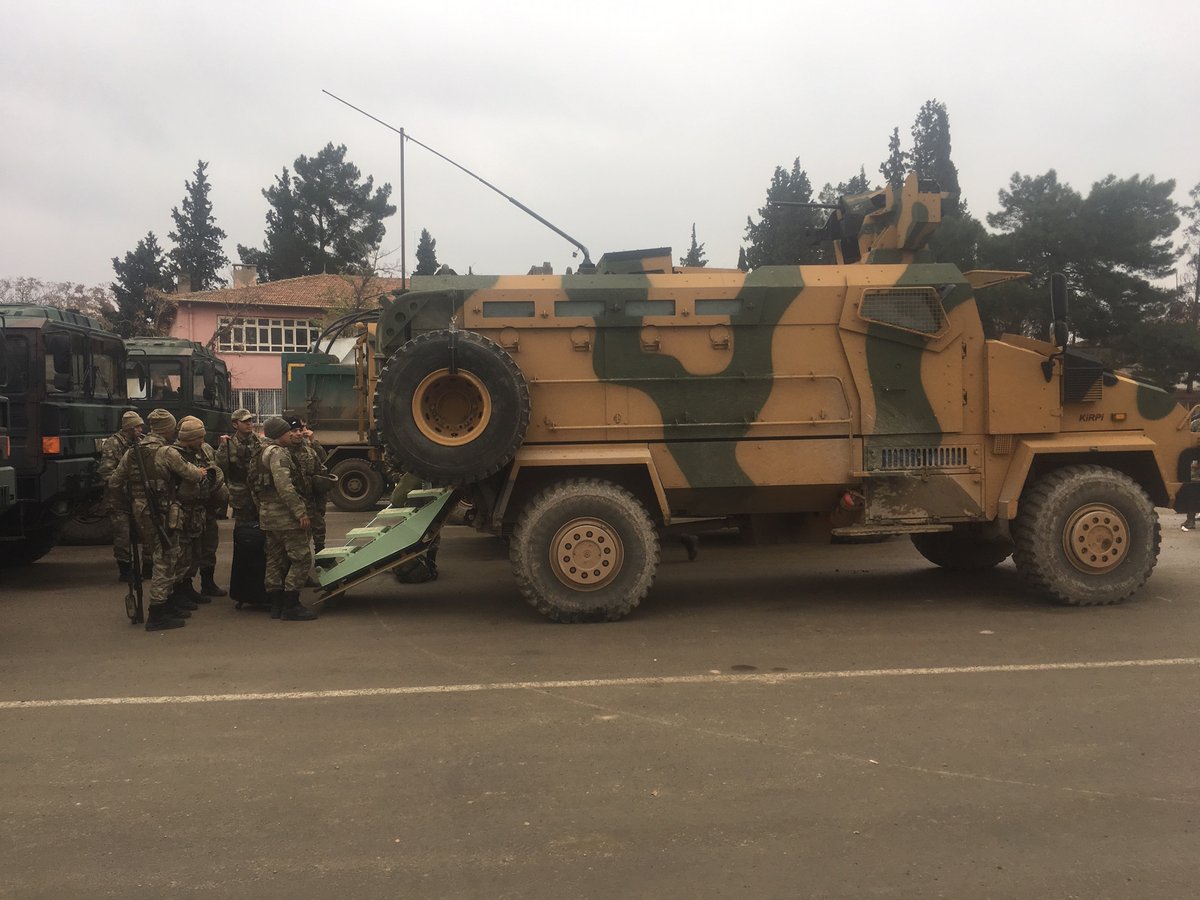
[322,89,593,270]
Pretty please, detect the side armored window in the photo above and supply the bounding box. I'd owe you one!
[859,287,947,337]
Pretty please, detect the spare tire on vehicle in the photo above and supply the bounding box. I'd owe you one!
[374,330,530,486]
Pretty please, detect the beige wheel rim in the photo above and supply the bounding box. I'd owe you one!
[550,517,623,591]
[1062,503,1129,574]
[411,368,492,446]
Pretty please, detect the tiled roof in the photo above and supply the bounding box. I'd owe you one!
[171,274,408,309]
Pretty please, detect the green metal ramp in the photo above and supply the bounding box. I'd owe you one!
[315,488,457,600]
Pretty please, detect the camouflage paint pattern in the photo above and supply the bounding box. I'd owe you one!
[374,174,1197,530]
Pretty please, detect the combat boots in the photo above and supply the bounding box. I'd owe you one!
[280,591,318,621]
[168,584,197,616]
[117,560,131,583]
[145,603,186,631]
[200,567,227,597]
[268,590,284,619]
[179,578,210,604]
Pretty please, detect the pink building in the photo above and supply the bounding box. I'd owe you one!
[168,265,405,421]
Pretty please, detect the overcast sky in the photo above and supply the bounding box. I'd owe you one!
[3,0,1198,288]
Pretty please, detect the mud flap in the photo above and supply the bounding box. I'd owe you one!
[315,488,458,602]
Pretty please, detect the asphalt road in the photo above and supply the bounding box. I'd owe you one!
[2,511,1199,898]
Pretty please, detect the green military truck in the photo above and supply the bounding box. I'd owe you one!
[122,337,233,437]
[0,395,15,517]
[59,336,234,545]
[347,173,1198,622]
[0,305,127,563]
[282,326,391,511]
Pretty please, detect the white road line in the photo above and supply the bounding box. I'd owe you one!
[3,656,1199,711]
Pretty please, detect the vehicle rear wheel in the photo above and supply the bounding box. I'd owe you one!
[1012,465,1158,606]
[0,524,61,566]
[58,503,115,546]
[911,526,1013,571]
[329,458,384,512]
[510,479,659,623]
[375,330,530,486]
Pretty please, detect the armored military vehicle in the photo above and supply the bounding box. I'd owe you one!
[0,305,127,563]
[58,336,234,545]
[319,174,1198,622]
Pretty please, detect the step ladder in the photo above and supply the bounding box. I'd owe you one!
[315,488,458,601]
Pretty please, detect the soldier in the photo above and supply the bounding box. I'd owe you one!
[254,416,318,621]
[293,418,334,559]
[217,409,267,521]
[108,409,209,631]
[172,416,228,605]
[98,409,149,582]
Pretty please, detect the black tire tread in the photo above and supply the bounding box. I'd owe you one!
[1011,464,1159,606]
[329,458,384,512]
[375,330,531,486]
[910,528,1013,571]
[510,478,659,623]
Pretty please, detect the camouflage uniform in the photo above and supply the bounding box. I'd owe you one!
[217,418,267,521]
[292,435,330,553]
[98,419,148,579]
[108,410,207,629]
[254,417,318,620]
[174,433,227,595]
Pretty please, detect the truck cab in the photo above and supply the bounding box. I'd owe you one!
[0,305,127,563]
[123,337,233,447]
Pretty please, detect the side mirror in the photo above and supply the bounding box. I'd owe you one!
[1050,272,1069,349]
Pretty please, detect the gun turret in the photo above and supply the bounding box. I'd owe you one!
[816,172,948,265]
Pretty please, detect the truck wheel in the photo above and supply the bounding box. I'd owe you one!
[511,479,659,623]
[911,527,1013,571]
[329,458,384,512]
[58,504,114,546]
[0,525,60,566]
[1012,465,1159,606]
[375,330,531,486]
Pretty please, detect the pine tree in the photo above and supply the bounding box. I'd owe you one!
[238,143,395,280]
[111,231,174,337]
[414,228,440,276]
[743,159,824,268]
[237,168,308,281]
[879,127,908,191]
[978,170,1179,345]
[168,160,229,290]
[910,100,962,214]
[679,223,708,267]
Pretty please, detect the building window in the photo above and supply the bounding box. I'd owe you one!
[234,388,283,423]
[217,316,320,354]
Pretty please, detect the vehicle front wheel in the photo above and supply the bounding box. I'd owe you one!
[1011,465,1159,606]
[510,479,660,623]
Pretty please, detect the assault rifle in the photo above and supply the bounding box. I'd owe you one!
[124,501,144,624]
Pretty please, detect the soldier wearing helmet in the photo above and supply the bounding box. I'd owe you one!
[98,409,148,583]
[171,416,229,605]
[108,409,209,631]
